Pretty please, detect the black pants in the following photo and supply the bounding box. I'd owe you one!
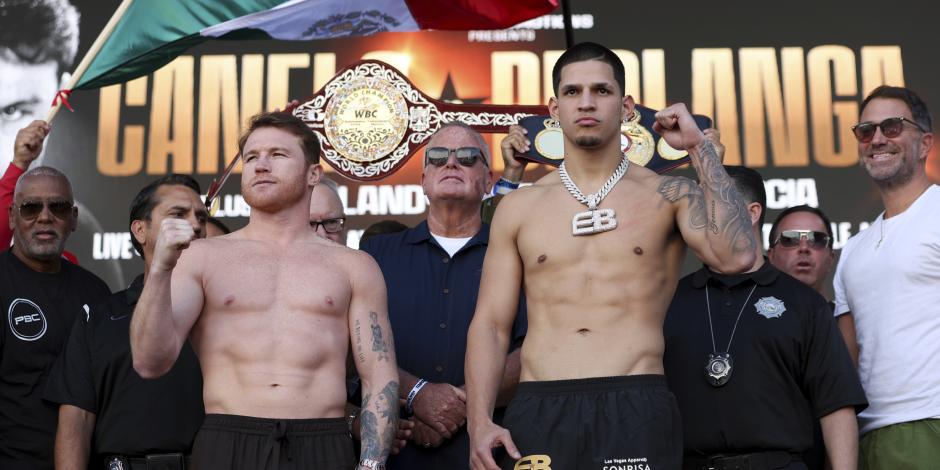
[190,414,355,470]
[500,375,682,470]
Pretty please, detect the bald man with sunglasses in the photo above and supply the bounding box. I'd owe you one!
[834,85,940,468]
[0,166,110,468]
[359,121,527,470]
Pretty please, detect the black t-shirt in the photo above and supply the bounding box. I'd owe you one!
[663,261,867,456]
[0,250,110,468]
[44,274,204,463]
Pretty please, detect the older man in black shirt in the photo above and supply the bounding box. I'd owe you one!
[45,175,207,470]
[0,167,111,469]
[663,166,866,470]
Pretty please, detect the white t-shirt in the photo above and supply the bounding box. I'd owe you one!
[833,184,940,434]
[431,233,472,258]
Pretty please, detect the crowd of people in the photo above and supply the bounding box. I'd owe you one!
[0,33,937,470]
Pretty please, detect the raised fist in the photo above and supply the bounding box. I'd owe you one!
[499,125,530,182]
[13,121,51,170]
[652,103,704,151]
[152,218,197,272]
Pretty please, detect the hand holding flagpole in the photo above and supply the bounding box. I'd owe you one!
[44,0,134,124]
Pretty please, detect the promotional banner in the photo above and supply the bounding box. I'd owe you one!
[5,0,939,290]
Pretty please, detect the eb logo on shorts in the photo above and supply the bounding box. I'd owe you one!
[515,454,552,470]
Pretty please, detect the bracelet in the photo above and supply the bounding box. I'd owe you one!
[359,458,386,470]
[346,407,360,436]
[405,379,428,415]
[492,177,521,196]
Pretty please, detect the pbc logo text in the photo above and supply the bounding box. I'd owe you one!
[7,298,47,341]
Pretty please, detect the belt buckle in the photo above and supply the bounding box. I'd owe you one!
[146,452,186,470]
[106,456,128,470]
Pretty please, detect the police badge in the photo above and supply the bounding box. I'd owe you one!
[705,353,733,387]
[754,297,786,319]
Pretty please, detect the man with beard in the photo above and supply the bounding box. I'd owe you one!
[0,166,110,469]
[833,85,940,468]
[465,42,756,470]
[130,112,399,470]
[44,175,207,470]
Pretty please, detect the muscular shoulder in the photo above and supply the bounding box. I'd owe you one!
[650,173,703,206]
[491,182,550,229]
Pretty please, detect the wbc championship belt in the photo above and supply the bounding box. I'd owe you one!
[288,60,548,181]
[515,106,714,174]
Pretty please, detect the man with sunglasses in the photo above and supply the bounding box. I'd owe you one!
[663,166,865,470]
[360,121,527,470]
[0,166,111,469]
[767,206,836,304]
[43,174,206,470]
[833,85,940,468]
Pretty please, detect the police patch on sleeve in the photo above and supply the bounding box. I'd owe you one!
[754,296,786,319]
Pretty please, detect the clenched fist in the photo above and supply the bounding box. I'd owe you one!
[499,125,529,183]
[13,121,51,170]
[652,103,704,151]
[152,218,197,272]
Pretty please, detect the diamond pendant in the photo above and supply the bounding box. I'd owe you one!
[572,208,617,236]
[704,353,733,387]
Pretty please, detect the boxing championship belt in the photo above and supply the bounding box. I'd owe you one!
[288,60,548,181]
[517,105,713,174]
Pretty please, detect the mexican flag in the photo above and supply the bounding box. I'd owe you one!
[72,0,559,90]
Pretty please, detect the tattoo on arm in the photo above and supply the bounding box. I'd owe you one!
[657,176,707,230]
[369,311,391,362]
[359,381,400,462]
[355,319,366,363]
[694,140,756,255]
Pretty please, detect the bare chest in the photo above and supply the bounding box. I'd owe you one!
[518,185,677,274]
[201,244,351,317]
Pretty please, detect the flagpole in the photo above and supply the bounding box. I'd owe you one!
[561,0,574,48]
[45,0,135,123]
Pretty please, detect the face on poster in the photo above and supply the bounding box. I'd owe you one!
[6,0,939,290]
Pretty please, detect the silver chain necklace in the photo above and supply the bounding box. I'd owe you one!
[558,156,630,236]
[703,283,757,387]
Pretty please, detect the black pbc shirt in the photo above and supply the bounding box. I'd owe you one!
[44,274,204,464]
[0,250,110,469]
[663,261,867,456]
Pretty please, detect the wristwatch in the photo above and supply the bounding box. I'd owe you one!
[359,458,386,470]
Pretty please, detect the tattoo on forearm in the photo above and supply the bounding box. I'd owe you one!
[710,200,718,234]
[657,176,707,230]
[369,311,391,362]
[359,380,400,462]
[694,140,756,255]
[355,319,366,363]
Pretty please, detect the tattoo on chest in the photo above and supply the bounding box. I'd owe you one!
[370,311,390,361]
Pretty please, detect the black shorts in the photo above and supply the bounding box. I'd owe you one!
[500,375,682,470]
[190,414,355,470]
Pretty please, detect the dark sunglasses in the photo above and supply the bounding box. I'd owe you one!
[17,200,73,220]
[851,117,927,143]
[424,147,488,167]
[773,230,830,249]
[310,217,345,234]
